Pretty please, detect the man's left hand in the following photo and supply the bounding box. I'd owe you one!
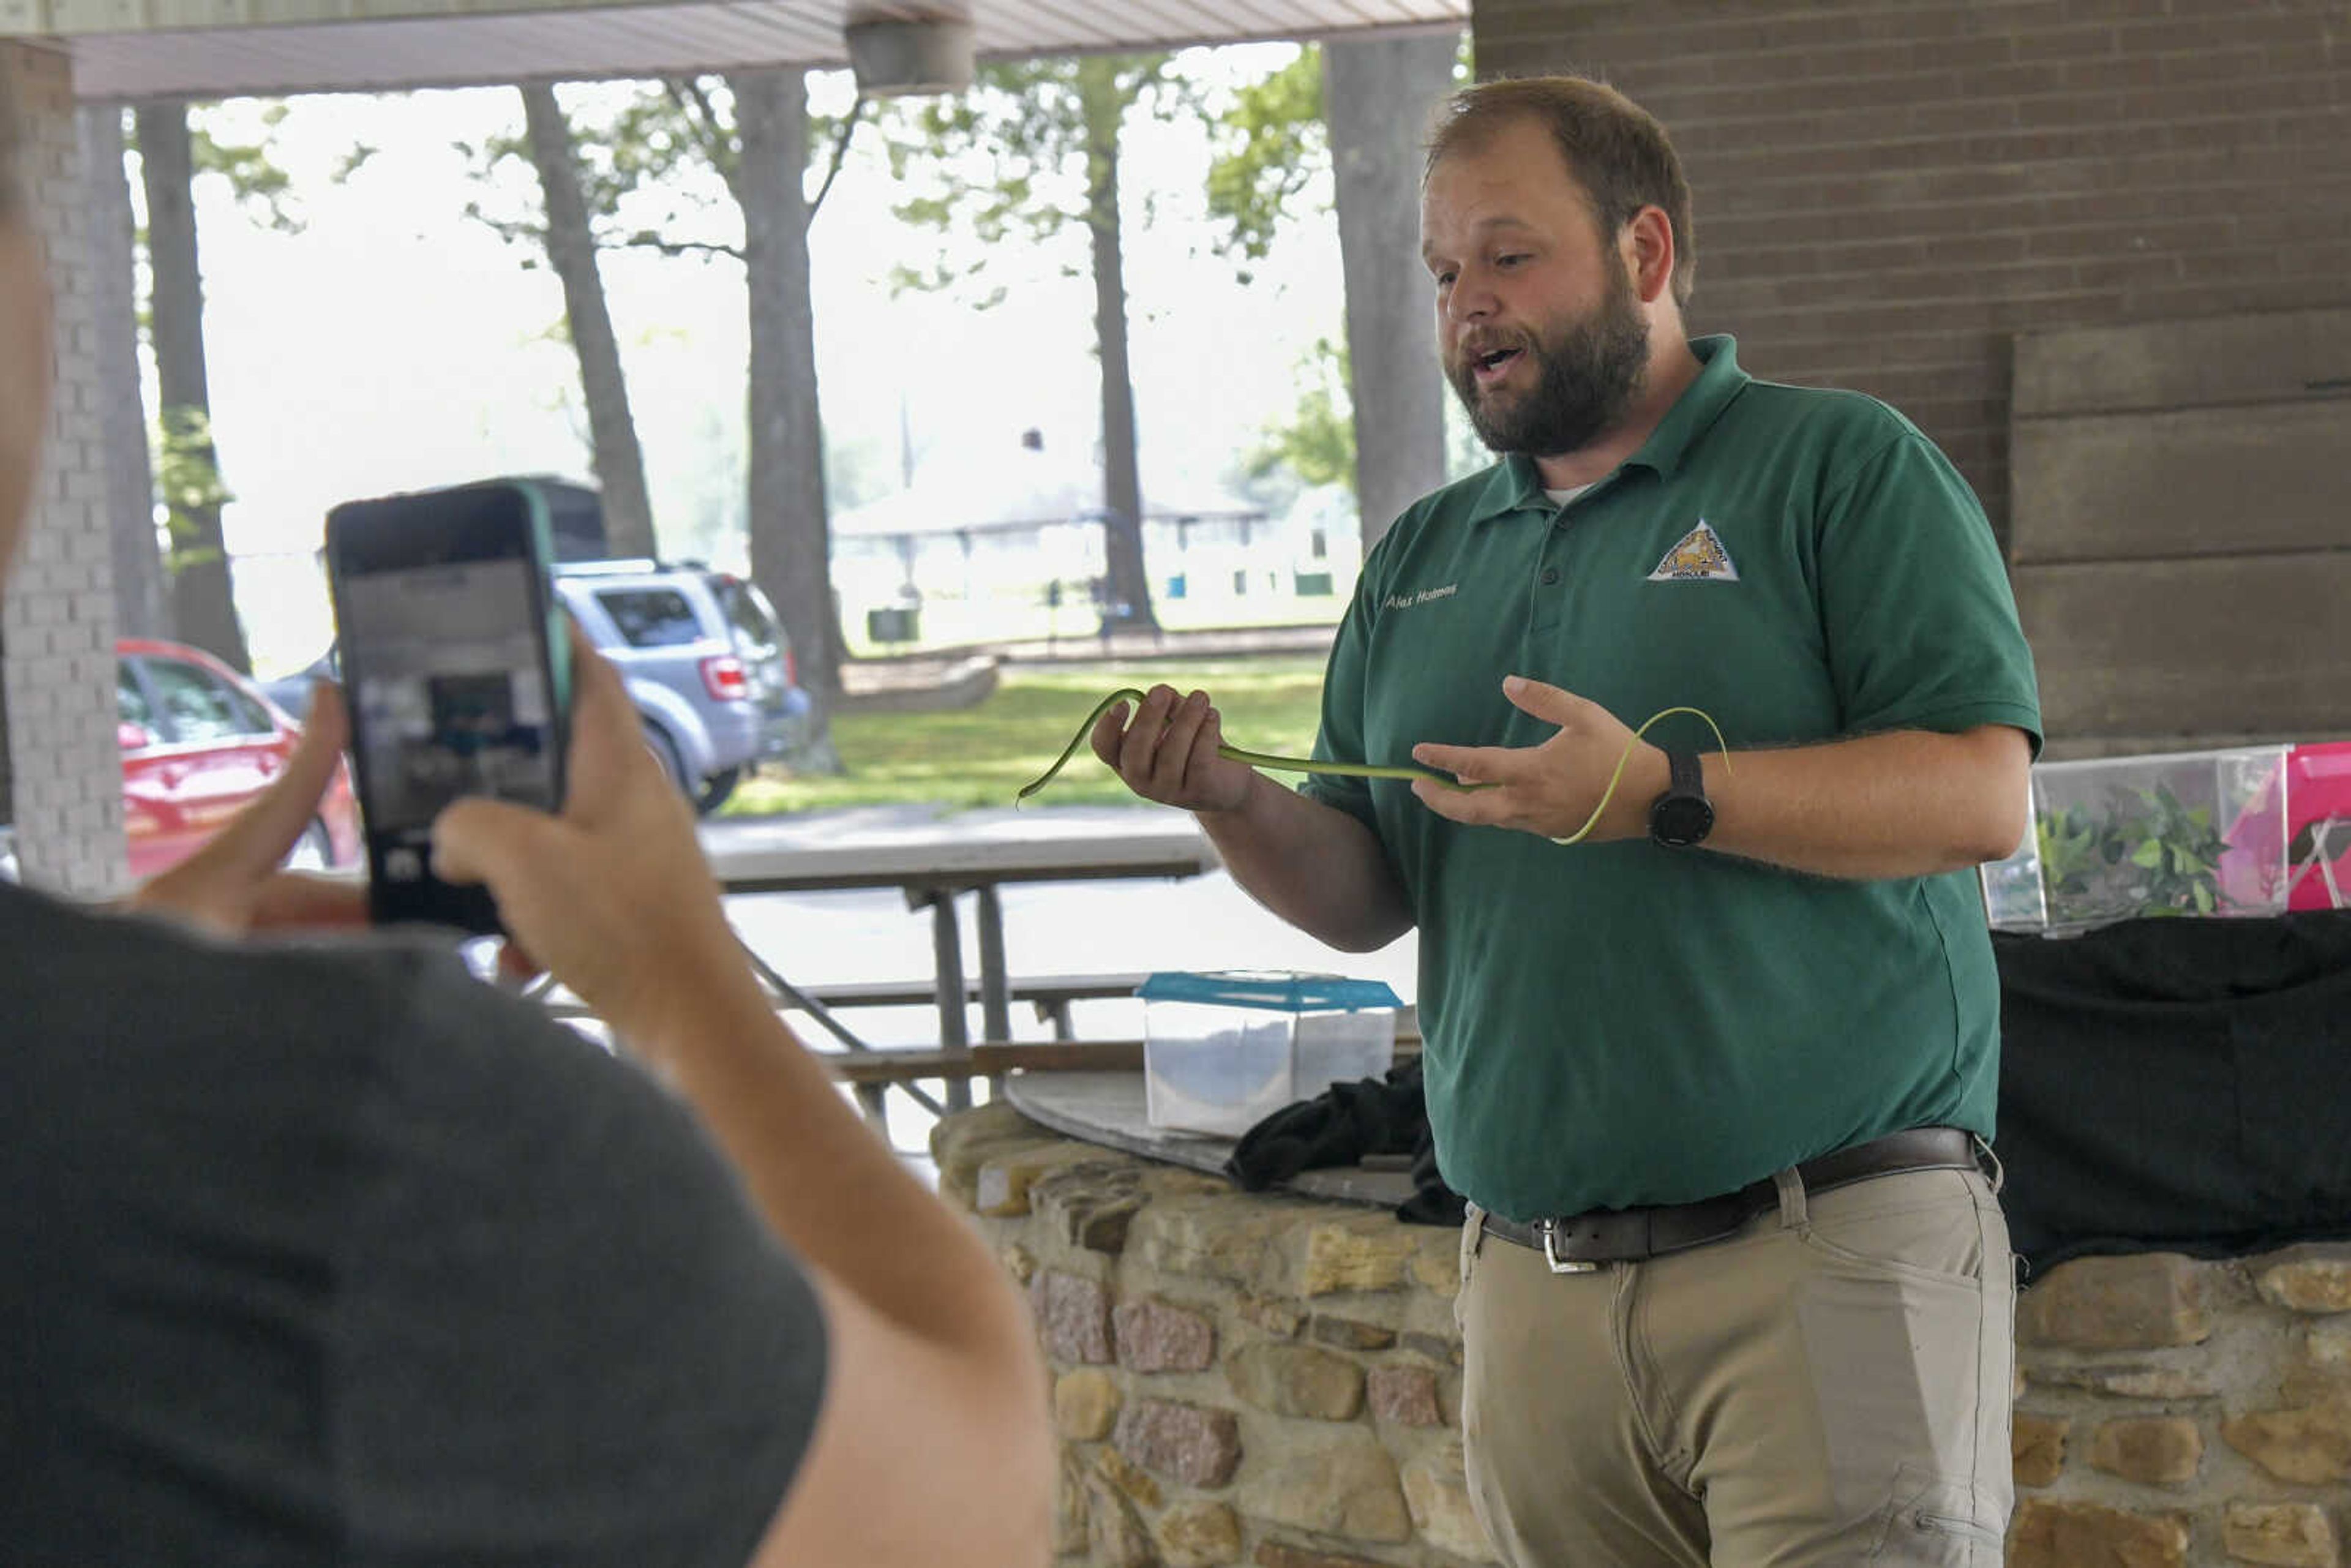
[1408,675,1667,844]
[126,682,368,939]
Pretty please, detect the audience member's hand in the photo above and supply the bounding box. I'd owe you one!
[125,683,369,938]
[1088,684,1257,814]
[431,628,756,1047]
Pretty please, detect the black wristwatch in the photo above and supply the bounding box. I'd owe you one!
[1648,749,1714,849]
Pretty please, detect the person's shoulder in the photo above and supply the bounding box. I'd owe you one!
[0,880,551,1089]
[1733,374,1924,452]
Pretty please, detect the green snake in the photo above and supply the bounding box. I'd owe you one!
[1018,686,1731,847]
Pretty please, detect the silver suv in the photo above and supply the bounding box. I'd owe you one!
[552,561,810,814]
[265,560,810,817]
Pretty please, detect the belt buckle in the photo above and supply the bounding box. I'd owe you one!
[1540,1219,1599,1275]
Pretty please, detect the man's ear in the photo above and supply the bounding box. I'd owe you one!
[1622,206,1678,307]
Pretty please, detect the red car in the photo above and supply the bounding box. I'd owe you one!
[116,637,362,880]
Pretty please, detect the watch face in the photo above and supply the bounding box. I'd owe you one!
[1652,793,1715,848]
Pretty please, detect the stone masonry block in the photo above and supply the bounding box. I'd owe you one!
[1401,1441,1497,1562]
[2012,1412,2071,1488]
[1226,1341,1366,1422]
[1155,1501,1241,1568]
[2224,1501,2340,1568]
[1254,1545,1389,1568]
[2017,1253,2211,1349]
[1031,1161,1148,1255]
[2222,1397,2351,1484]
[1295,1217,1422,1297]
[1114,1298,1216,1374]
[2259,1250,2351,1315]
[2088,1416,2203,1485]
[1113,1398,1242,1489]
[2008,1499,2189,1568]
[1032,1269,1114,1365]
[1085,1472,1157,1568]
[1368,1364,1445,1428]
[973,1141,1100,1217]
[1239,1431,1412,1544]
[1056,1368,1122,1441]
[1306,1314,1396,1351]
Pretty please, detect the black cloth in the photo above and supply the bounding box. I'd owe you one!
[1226,1059,1466,1227]
[1994,909,2351,1277]
[1229,912,2351,1280]
[0,883,827,1567]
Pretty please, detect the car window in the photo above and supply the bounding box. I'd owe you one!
[711,576,780,652]
[143,656,269,743]
[117,663,156,735]
[596,587,705,648]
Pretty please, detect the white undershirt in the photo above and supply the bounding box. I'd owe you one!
[1544,483,1597,508]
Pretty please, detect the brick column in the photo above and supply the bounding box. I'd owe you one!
[1,42,125,898]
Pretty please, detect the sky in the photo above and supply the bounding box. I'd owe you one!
[169,45,1404,672]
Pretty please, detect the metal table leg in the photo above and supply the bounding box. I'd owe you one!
[928,888,974,1112]
[976,883,1012,1044]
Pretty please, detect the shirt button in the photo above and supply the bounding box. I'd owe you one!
[1540,567,1561,586]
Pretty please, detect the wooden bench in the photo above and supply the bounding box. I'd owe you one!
[790,971,1155,1040]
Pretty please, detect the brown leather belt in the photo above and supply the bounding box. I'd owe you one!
[1480,1127,1978,1274]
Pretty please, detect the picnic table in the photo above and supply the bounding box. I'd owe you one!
[700,808,1221,1109]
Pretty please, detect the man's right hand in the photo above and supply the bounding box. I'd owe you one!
[1088,684,1259,814]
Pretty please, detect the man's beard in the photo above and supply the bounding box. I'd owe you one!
[1449,264,1649,460]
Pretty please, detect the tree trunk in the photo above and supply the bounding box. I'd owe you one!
[732,68,844,771]
[519,83,657,562]
[137,100,250,672]
[1079,59,1156,634]
[1324,33,1455,552]
[82,103,167,640]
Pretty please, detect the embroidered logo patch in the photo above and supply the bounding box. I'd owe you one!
[1647,520,1738,582]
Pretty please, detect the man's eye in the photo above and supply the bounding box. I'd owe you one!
[1496,253,1530,268]
[1433,271,1456,288]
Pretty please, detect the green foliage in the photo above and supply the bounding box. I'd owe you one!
[2034,784,2238,925]
[153,405,233,568]
[1246,336,1354,494]
[877,53,1178,303]
[1202,45,1325,275]
[189,102,304,234]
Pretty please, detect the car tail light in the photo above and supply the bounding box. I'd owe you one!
[784,645,799,688]
[700,655,751,701]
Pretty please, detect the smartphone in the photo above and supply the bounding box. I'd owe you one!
[324,480,571,933]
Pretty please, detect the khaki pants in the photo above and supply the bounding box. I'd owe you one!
[1456,1166,2015,1566]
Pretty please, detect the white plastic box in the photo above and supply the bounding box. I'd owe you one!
[1979,745,2290,932]
[1136,971,1402,1139]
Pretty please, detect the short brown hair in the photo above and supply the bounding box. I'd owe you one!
[1426,75,1695,307]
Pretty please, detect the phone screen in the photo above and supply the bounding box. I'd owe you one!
[328,484,568,932]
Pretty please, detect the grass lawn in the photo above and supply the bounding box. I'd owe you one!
[722,656,1334,816]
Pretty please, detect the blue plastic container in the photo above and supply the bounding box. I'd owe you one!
[1136,971,1403,1138]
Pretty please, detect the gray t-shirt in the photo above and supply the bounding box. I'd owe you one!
[0,883,827,1566]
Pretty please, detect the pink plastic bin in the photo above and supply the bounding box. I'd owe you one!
[2287,741,2351,911]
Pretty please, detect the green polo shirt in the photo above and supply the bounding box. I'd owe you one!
[1303,336,2042,1223]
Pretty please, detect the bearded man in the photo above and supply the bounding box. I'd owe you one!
[1093,75,2041,1567]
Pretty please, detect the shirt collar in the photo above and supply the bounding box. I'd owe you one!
[1468,334,1751,523]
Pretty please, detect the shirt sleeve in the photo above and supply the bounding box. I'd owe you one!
[1816,428,2045,756]
[334,950,828,1568]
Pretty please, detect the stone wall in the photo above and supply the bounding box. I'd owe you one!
[938,1105,2351,1568]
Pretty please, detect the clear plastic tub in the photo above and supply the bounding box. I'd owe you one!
[1136,971,1401,1139]
[1979,745,2290,932]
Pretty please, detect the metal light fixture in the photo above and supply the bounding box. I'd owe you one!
[844,9,977,97]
